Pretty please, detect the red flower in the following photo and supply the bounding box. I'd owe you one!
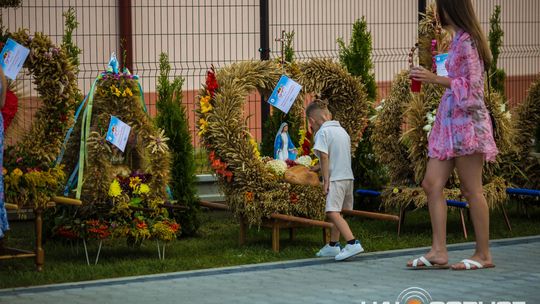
[290,193,299,204]
[285,159,296,168]
[300,130,313,156]
[301,140,311,156]
[56,226,80,240]
[86,220,111,239]
[224,171,233,182]
[206,68,218,97]
[2,90,19,131]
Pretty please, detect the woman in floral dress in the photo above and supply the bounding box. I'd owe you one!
[0,66,8,240]
[407,0,498,270]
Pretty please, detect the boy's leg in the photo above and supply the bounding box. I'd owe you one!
[329,180,364,261]
[326,180,356,242]
[316,180,352,257]
[327,212,353,241]
[328,213,340,243]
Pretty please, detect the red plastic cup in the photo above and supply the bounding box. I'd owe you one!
[411,79,422,93]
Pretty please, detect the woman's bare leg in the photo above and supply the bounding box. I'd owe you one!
[408,157,454,266]
[452,153,492,269]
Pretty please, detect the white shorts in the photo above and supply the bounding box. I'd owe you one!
[325,179,354,212]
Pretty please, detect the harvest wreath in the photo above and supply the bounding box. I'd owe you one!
[1,29,80,209]
[197,59,370,226]
[53,56,176,244]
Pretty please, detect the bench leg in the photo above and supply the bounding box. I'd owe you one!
[459,209,468,240]
[397,206,406,237]
[502,207,512,232]
[35,208,44,272]
[272,221,280,252]
[239,215,247,246]
[289,228,296,241]
[322,228,330,244]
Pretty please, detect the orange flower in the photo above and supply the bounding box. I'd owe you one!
[169,222,180,233]
[136,220,147,230]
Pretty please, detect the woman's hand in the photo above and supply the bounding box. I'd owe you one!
[410,66,451,88]
[409,66,437,84]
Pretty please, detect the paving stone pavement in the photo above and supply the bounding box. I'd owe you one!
[1,236,539,304]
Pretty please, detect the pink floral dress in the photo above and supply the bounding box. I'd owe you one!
[428,29,498,162]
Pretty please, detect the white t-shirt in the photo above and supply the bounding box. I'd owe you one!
[313,120,354,181]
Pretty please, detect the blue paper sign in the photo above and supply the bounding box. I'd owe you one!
[435,53,449,77]
[106,116,131,152]
[268,75,302,114]
[0,38,30,80]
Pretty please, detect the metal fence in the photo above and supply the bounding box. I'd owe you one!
[1,0,539,173]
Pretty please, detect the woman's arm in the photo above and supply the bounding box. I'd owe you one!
[410,66,451,88]
[446,36,485,109]
[412,34,484,109]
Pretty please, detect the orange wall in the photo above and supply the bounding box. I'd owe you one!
[5,74,536,148]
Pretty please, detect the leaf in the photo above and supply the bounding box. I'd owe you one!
[129,197,143,207]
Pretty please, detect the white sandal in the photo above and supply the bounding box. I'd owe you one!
[407,256,449,269]
[452,259,495,270]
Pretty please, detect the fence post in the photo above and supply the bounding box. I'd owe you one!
[119,0,133,72]
[259,0,270,140]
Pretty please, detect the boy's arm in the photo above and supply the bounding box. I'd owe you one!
[318,151,330,195]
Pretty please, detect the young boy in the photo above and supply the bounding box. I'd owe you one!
[306,99,364,261]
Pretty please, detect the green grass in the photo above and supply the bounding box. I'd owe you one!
[1,202,539,289]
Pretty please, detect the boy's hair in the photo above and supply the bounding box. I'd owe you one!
[306,99,330,118]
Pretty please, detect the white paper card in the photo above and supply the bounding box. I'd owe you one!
[106,116,131,152]
[267,75,302,114]
[0,38,31,80]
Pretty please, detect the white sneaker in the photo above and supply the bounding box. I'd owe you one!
[315,244,341,257]
[335,241,364,261]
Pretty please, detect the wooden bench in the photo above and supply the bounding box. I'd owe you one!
[200,201,334,252]
[0,196,82,271]
[200,201,399,252]
[355,189,481,239]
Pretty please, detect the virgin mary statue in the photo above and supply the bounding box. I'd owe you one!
[273,122,297,161]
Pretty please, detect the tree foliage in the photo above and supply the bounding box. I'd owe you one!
[155,53,200,236]
[488,5,506,96]
[337,17,377,101]
[338,17,387,191]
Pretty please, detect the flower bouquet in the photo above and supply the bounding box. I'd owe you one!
[3,151,66,209]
